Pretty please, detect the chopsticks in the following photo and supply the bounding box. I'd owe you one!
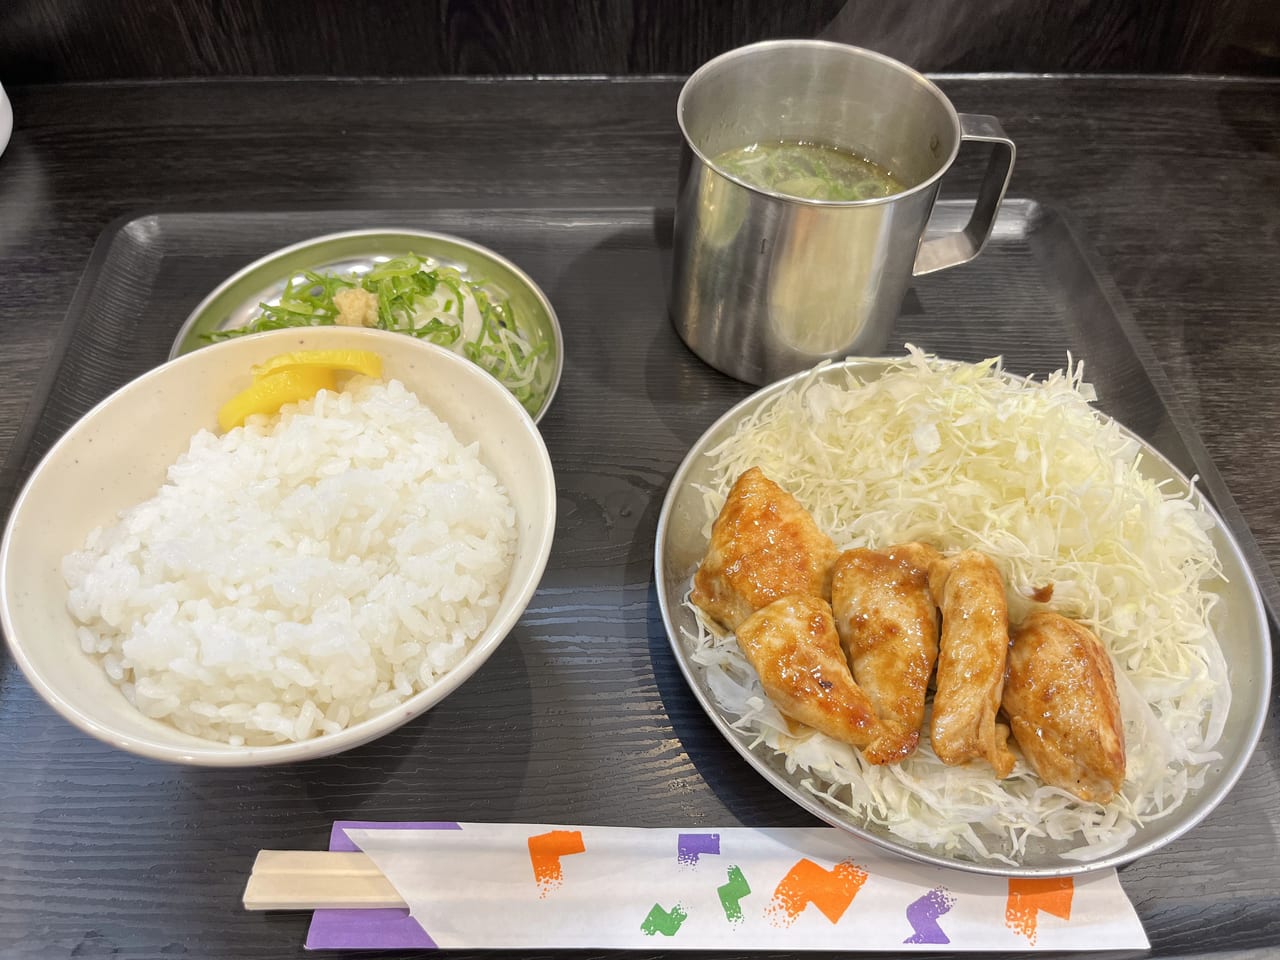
[243,850,406,910]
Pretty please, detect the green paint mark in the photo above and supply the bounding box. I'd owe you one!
[641,902,688,937]
[718,865,751,922]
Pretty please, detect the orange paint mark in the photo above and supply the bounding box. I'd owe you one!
[766,858,868,927]
[527,829,586,897]
[1006,876,1074,945]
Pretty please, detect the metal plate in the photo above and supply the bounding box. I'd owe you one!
[168,229,564,422]
[655,358,1271,878]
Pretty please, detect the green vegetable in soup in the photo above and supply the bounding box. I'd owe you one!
[204,254,551,417]
[713,140,906,201]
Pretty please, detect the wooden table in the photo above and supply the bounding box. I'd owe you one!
[1,76,1278,959]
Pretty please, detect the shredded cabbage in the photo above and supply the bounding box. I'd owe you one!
[683,347,1229,864]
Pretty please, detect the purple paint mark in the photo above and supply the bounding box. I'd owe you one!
[904,886,955,945]
[676,832,721,865]
[306,821,462,950]
[306,907,436,950]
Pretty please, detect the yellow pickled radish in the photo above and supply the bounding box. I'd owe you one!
[218,367,338,432]
[251,349,383,381]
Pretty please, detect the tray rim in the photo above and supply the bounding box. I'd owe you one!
[1016,202,1280,625]
[5,202,1273,612]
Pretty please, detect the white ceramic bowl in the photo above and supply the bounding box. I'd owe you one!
[0,327,556,765]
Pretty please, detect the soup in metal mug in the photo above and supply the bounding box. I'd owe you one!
[670,40,1015,385]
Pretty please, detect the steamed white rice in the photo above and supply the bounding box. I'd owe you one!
[62,377,517,746]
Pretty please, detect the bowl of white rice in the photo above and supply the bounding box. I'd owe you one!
[0,327,556,765]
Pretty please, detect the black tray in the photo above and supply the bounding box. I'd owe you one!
[2,202,1277,959]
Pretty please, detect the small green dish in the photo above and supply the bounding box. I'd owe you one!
[170,229,564,421]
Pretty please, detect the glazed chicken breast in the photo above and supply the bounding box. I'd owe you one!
[1003,611,1126,803]
[830,544,940,764]
[691,467,838,632]
[735,593,887,750]
[928,550,1016,777]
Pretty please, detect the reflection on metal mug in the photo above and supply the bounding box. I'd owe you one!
[670,40,1015,385]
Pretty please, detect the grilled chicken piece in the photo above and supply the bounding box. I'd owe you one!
[736,593,888,751]
[691,467,837,632]
[1003,611,1126,803]
[928,550,1016,776]
[830,544,940,763]
[885,541,942,576]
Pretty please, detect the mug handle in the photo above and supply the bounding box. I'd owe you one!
[912,114,1016,276]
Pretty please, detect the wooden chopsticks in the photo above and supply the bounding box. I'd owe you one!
[243,850,406,910]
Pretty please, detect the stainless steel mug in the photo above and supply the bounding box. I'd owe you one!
[670,40,1015,384]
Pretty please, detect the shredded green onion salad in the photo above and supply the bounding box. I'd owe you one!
[206,254,550,416]
[685,347,1229,865]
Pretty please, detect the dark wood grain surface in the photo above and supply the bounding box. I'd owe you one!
[0,76,1279,959]
[3,0,1279,81]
